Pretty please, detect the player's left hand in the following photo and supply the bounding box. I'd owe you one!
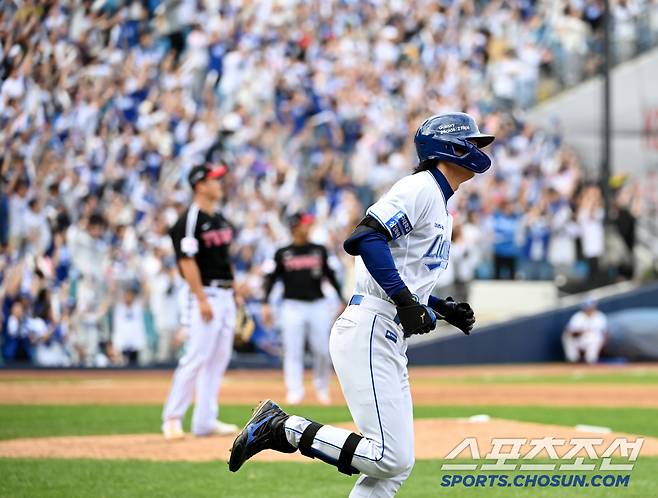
[431,297,475,335]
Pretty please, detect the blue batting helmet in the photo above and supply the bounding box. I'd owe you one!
[414,112,495,173]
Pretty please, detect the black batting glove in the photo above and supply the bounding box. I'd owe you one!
[392,287,438,338]
[397,303,437,338]
[431,296,475,335]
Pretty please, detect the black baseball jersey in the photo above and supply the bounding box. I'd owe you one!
[169,204,233,284]
[264,243,341,301]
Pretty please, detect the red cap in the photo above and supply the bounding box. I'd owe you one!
[188,164,228,187]
[206,164,228,179]
[289,212,315,228]
[298,213,315,225]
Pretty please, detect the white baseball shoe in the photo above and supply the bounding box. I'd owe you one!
[162,419,185,440]
[206,420,239,436]
[285,392,304,405]
[316,391,331,406]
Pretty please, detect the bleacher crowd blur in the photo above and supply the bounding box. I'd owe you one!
[1,0,657,366]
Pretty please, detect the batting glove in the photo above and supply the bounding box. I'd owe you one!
[431,297,475,335]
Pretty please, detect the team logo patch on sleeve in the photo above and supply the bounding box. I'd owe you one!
[385,330,398,343]
[385,210,412,239]
[181,236,199,256]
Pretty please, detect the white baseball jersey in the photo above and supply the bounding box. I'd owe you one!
[353,170,453,305]
[566,310,608,337]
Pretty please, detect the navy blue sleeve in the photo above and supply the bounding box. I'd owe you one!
[428,295,441,308]
[344,230,407,298]
[428,295,452,317]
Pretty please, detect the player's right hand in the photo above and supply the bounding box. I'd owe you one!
[397,303,437,338]
[199,297,214,322]
[431,297,475,335]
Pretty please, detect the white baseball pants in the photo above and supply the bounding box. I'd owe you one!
[163,287,236,435]
[284,295,414,497]
[562,331,605,363]
[280,299,332,402]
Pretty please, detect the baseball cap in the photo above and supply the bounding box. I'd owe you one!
[188,164,228,188]
[289,212,315,228]
[581,297,597,310]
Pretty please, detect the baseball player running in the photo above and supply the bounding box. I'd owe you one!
[262,212,344,405]
[162,163,239,439]
[228,112,493,497]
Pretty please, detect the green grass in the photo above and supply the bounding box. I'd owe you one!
[0,404,348,440]
[1,404,657,440]
[4,370,657,385]
[413,406,658,439]
[412,371,658,385]
[0,457,655,498]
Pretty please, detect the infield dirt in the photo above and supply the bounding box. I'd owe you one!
[1,365,657,407]
[0,417,654,462]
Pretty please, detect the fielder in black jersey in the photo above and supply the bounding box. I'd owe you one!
[162,163,239,439]
[169,205,234,286]
[262,213,344,405]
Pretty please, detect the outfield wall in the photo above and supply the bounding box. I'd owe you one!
[406,282,658,365]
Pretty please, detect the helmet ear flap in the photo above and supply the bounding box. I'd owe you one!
[436,136,492,173]
[439,135,471,158]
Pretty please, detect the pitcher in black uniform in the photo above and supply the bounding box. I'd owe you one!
[262,213,344,405]
[162,163,239,439]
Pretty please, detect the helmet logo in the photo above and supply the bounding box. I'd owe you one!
[434,124,471,135]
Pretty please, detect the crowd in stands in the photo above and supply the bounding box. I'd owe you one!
[1,0,657,366]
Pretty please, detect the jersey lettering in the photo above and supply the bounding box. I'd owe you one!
[422,233,450,271]
[283,254,323,271]
[201,228,233,247]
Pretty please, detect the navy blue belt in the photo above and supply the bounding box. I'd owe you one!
[348,295,364,306]
[348,295,401,325]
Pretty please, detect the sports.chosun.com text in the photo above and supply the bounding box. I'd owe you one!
[440,473,631,488]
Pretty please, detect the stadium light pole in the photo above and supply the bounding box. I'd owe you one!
[601,0,612,219]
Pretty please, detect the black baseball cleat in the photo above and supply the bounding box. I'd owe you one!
[228,399,296,472]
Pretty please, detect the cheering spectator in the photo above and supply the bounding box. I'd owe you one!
[447,223,479,302]
[577,185,606,280]
[2,299,32,362]
[553,4,591,86]
[610,185,641,279]
[70,275,109,367]
[149,256,182,363]
[492,201,520,280]
[519,205,552,280]
[109,280,148,366]
[67,213,110,281]
[23,197,51,256]
[547,188,579,280]
[1,0,657,367]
